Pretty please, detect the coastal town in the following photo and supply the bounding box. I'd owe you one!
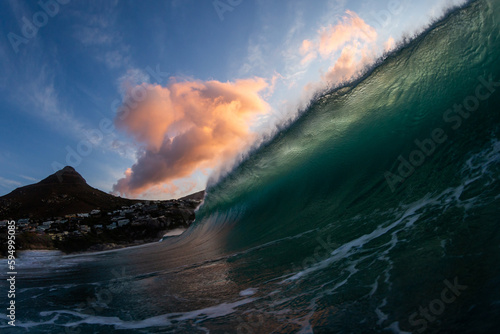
[0,166,205,255]
[0,196,202,254]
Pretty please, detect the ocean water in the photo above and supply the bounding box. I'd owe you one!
[1,0,500,333]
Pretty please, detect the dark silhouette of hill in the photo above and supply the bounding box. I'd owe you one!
[0,166,139,220]
[178,190,205,201]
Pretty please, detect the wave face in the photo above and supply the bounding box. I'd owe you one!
[2,1,500,333]
[197,0,500,247]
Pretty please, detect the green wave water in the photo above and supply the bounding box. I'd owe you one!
[197,0,500,245]
[1,0,500,333]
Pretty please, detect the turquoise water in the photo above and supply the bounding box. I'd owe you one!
[1,0,500,332]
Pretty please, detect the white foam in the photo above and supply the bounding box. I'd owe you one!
[369,278,379,297]
[37,297,257,330]
[162,228,187,238]
[280,204,424,283]
[375,298,388,325]
[239,288,258,296]
[385,321,412,334]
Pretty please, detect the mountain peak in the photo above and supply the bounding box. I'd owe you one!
[38,166,87,185]
[0,166,204,220]
[0,166,136,219]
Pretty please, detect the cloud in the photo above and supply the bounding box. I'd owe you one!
[324,34,396,84]
[72,6,131,70]
[118,68,152,90]
[239,39,267,76]
[264,72,284,98]
[0,177,22,189]
[104,50,130,69]
[384,36,396,52]
[300,39,317,65]
[137,179,198,200]
[16,65,136,161]
[323,40,375,83]
[74,27,113,46]
[299,10,381,86]
[22,66,86,138]
[19,175,38,182]
[317,10,377,58]
[112,77,270,197]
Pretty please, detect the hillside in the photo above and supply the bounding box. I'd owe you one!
[0,166,200,220]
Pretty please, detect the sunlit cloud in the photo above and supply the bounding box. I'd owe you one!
[113,77,271,197]
[384,36,396,52]
[138,179,198,200]
[317,10,377,58]
[323,40,376,83]
[299,10,379,86]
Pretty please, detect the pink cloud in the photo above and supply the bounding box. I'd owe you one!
[300,39,314,54]
[318,10,377,58]
[323,41,376,83]
[136,180,198,200]
[300,10,377,65]
[113,78,270,197]
[300,40,317,65]
[384,36,396,52]
[298,10,382,86]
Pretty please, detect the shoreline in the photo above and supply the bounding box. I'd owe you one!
[1,227,188,258]
[0,240,154,258]
[61,239,163,257]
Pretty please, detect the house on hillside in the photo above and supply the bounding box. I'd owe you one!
[37,226,48,232]
[18,218,29,227]
[117,219,130,227]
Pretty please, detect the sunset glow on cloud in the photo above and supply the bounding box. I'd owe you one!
[301,11,376,61]
[298,9,402,92]
[114,10,394,198]
[112,78,270,197]
[323,41,375,84]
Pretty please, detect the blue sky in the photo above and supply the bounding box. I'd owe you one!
[0,0,464,199]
